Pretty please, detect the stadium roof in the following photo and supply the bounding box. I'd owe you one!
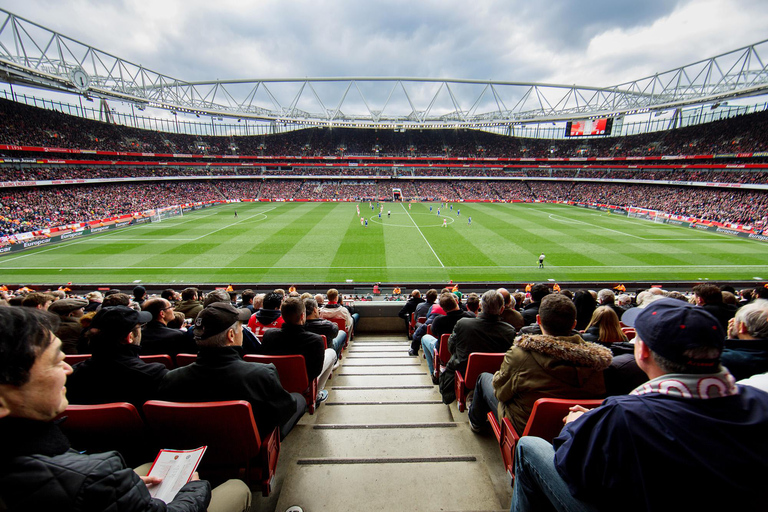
[0,8,766,128]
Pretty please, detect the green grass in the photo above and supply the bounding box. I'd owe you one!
[2,202,767,285]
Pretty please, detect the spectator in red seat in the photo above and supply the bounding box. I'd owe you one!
[261,297,337,406]
[439,290,516,404]
[510,299,768,512]
[304,297,346,359]
[0,306,251,512]
[140,298,196,358]
[319,288,355,332]
[469,293,611,434]
[158,302,305,440]
[66,305,167,409]
[247,292,284,335]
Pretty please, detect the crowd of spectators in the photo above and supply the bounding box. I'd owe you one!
[2,96,768,158]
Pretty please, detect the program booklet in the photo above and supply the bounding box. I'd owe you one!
[146,446,207,503]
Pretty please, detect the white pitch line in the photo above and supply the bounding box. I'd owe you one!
[547,213,646,239]
[190,207,276,241]
[400,203,444,268]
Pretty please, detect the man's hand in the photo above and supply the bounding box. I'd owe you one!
[563,405,590,424]
[140,475,163,487]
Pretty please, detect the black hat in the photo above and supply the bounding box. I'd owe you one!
[194,303,251,341]
[622,298,724,370]
[91,305,152,339]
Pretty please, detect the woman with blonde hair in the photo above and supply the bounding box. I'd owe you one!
[581,306,627,344]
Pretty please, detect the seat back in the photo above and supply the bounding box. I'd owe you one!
[175,353,198,367]
[244,354,318,414]
[139,354,174,369]
[57,402,149,466]
[437,334,451,366]
[143,400,279,495]
[621,327,636,339]
[64,354,91,366]
[498,398,605,481]
[244,354,309,393]
[455,352,505,412]
[464,352,505,387]
[522,398,605,440]
[329,317,347,333]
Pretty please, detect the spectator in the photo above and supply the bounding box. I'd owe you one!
[721,299,768,380]
[510,298,768,512]
[304,297,346,359]
[247,292,284,335]
[522,284,550,326]
[0,306,250,511]
[158,303,305,440]
[47,298,87,355]
[66,305,165,409]
[439,290,516,404]
[140,298,196,358]
[581,306,628,345]
[469,294,611,434]
[261,297,337,406]
[176,287,204,320]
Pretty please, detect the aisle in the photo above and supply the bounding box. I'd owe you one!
[271,334,512,512]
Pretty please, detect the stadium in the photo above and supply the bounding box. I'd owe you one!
[1,4,768,512]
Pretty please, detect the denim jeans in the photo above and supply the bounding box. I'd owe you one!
[468,372,499,427]
[331,330,347,357]
[510,436,599,512]
[421,334,439,375]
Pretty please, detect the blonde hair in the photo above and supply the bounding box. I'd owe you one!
[585,306,627,343]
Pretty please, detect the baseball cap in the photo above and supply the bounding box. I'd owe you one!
[194,303,251,340]
[48,298,88,315]
[622,298,724,370]
[91,305,152,339]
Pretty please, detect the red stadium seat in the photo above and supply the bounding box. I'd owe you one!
[139,354,174,369]
[488,398,604,481]
[244,354,319,414]
[56,402,150,467]
[175,353,198,367]
[432,333,451,381]
[143,400,280,496]
[455,352,505,412]
[64,354,91,366]
[328,317,352,347]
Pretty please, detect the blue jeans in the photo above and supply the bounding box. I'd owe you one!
[468,372,498,427]
[332,330,347,357]
[421,334,439,375]
[510,437,599,512]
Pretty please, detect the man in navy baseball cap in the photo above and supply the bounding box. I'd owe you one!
[509,298,768,512]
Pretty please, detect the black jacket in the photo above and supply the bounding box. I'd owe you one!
[141,321,197,357]
[158,346,297,439]
[66,344,168,409]
[398,296,425,320]
[304,318,339,345]
[261,323,326,381]
[439,313,516,403]
[0,418,210,511]
[431,309,475,340]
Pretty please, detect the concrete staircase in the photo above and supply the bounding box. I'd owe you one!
[253,334,512,512]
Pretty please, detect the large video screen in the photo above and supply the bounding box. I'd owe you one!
[565,118,613,137]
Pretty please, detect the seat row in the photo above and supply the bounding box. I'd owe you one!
[57,400,280,496]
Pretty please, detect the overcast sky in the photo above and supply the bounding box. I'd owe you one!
[3,0,767,87]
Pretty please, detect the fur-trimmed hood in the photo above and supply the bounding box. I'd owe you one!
[515,334,612,370]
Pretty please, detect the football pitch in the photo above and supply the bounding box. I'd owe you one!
[2,202,767,285]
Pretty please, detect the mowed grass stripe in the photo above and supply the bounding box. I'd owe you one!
[328,203,388,282]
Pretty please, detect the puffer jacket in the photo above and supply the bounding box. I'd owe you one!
[0,417,211,512]
[493,334,612,434]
